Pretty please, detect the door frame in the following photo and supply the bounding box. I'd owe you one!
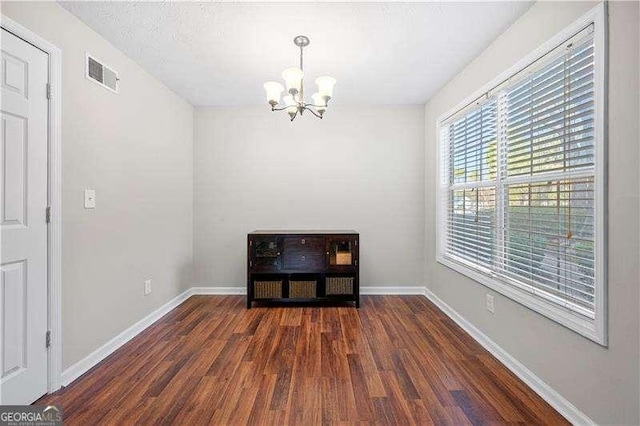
[1,15,63,394]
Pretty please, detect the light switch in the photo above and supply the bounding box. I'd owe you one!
[84,189,96,209]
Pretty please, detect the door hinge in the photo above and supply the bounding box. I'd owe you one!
[46,330,51,348]
[46,206,51,223]
[46,83,52,99]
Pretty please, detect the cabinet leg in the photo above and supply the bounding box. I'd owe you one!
[355,299,360,309]
[246,299,252,309]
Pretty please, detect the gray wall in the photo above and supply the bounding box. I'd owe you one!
[3,2,194,370]
[194,106,425,290]
[424,2,639,424]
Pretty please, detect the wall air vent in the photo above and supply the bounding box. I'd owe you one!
[86,54,119,94]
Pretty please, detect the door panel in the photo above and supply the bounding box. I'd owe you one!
[250,237,281,271]
[282,237,324,270]
[2,260,27,377]
[1,51,28,96]
[326,236,358,271]
[0,28,49,405]
[1,112,27,226]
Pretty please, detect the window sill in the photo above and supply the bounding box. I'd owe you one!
[436,254,606,346]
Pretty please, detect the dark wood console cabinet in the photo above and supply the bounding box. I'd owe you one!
[247,230,359,309]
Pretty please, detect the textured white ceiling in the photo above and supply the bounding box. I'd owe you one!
[60,1,532,106]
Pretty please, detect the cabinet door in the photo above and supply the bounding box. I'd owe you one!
[326,236,357,270]
[250,236,281,271]
[282,237,324,270]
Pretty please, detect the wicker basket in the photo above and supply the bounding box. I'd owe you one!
[325,277,354,295]
[289,280,317,298]
[254,280,282,299]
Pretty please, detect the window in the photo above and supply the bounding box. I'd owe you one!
[437,5,606,345]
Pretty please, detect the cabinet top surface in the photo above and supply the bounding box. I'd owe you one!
[249,230,358,235]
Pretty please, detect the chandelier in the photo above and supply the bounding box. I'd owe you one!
[263,35,336,121]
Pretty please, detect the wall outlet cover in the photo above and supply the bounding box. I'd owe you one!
[84,189,96,209]
[144,279,152,295]
[486,294,495,314]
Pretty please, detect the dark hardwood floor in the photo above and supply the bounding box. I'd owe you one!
[37,295,568,425]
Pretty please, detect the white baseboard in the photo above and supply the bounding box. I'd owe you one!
[423,288,594,425]
[191,285,426,296]
[191,286,245,295]
[361,286,425,295]
[60,288,193,386]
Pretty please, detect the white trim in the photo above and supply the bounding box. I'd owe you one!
[423,288,594,425]
[435,3,607,345]
[60,289,193,386]
[437,255,601,341]
[591,0,608,348]
[191,286,246,295]
[190,286,427,296]
[449,179,498,191]
[361,286,425,295]
[0,15,64,393]
[500,168,596,186]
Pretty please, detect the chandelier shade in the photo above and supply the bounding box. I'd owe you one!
[315,76,337,100]
[263,81,285,106]
[264,35,336,121]
[283,95,297,117]
[311,93,327,114]
[281,67,304,95]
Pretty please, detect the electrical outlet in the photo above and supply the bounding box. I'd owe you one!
[84,189,96,209]
[486,294,495,314]
[144,279,152,295]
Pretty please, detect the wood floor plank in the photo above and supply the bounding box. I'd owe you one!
[246,373,278,425]
[378,370,419,424]
[36,295,569,425]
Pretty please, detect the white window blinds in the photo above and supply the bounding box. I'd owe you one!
[439,24,600,321]
[443,102,497,272]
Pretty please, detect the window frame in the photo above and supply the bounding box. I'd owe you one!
[435,3,607,345]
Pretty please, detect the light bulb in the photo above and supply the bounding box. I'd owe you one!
[263,81,284,106]
[283,95,298,115]
[282,67,304,95]
[315,76,336,100]
[283,95,298,120]
[311,93,327,114]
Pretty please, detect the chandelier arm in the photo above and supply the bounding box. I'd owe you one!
[302,106,323,119]
[271,105,291,112]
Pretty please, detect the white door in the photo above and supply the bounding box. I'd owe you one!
[0,28,49,405]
